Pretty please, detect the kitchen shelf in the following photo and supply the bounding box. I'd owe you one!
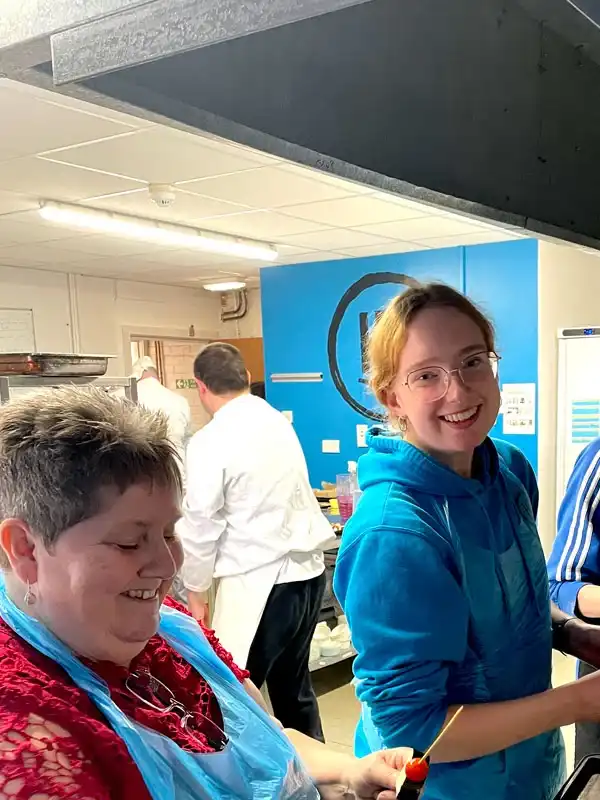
[309,646,356,673]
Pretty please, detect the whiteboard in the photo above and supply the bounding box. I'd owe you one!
[0,308,35,353]
[556,332,600,500]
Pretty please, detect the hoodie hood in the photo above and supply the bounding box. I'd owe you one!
[359,425,500,498]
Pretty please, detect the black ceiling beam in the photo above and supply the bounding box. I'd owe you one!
[1,0,599,248]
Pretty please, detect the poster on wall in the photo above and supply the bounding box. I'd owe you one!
[501,383,536,435]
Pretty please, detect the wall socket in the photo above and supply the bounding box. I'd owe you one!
[322,439,341,454]
[356,424,369,448]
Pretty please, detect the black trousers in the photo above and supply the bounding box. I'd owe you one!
[576,660,600,762]
[246,572,326,741]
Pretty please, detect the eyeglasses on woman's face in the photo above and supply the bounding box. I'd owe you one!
[402,351,500,403]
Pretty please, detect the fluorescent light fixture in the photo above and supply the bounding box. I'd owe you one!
[39,201,278,263]
[203,281,247,292]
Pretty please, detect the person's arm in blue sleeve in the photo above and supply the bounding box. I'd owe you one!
[334,525,469,753]
[336,523,596,763]
[547,440,600,617]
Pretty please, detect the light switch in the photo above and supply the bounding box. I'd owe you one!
[356,424,368,448]
[322,439,341,454]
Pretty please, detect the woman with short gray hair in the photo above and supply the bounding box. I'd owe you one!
[0,386,408,799]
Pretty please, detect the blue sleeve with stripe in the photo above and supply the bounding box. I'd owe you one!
[547,438,600,615]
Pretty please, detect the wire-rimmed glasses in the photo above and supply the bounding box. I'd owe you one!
[125,670,229,752]
[403,351,500,403]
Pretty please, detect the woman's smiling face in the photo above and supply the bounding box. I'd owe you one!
[385,306,501,472]
[31,481,183,666]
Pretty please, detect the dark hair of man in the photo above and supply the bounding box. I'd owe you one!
[193,342,249,396]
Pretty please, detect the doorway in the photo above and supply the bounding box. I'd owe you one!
[131,336,211,431]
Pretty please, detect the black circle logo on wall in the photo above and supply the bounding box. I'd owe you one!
[327,272,420,420]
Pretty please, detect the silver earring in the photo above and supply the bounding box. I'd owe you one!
[24,580,35,606]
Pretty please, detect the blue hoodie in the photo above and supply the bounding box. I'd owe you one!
[333,429,564,800]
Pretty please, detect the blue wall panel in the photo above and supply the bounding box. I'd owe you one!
[261,240,538,485]
[464,238,539,471]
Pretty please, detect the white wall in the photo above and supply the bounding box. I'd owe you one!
[76,275,223,375]
[0,265,74,352]
[538,241,600,553]
[0,265,223,376]
[219,287,263,338]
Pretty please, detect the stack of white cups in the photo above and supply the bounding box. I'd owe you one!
[310,616,352,661]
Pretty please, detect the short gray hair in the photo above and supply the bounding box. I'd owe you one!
[0,386,182,564]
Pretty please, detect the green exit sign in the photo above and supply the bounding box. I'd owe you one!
[175,379,196,390]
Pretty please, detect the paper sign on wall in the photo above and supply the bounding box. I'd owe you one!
[0,308,35,353]
[501,383,536,435]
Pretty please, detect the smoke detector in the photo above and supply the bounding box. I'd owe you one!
[148,184,176,208]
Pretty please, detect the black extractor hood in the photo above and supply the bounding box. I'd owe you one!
[1,0,600,248]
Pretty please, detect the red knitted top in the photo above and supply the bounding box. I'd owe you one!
[0,597,249,799]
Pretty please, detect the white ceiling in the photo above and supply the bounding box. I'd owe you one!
[0,78,526,288]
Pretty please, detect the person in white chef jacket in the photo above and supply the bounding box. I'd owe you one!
[177,342,331,740]
[131,356,192,483]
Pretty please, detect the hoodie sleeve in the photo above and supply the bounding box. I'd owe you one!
[334,524,469,753]
[547,439,600,615]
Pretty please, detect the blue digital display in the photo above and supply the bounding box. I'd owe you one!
[584,328,595,336]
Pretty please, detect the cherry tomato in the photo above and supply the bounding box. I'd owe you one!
[405,758,429,784]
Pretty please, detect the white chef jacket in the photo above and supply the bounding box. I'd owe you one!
[178,393,330,593]
[136,377,192,479]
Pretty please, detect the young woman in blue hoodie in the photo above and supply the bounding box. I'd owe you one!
[333,283,600,799]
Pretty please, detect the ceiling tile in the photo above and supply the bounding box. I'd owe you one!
[207,136,281,165]
[95,259,210,279]
[137,266,252,285]
[0,191,39,217]
[13,259,173,283]
[138,270,203,284]
[185,274,234,283]
[0,252,47,268]
[197,210,332,239]
[0,242,105,265]
[186,263,250,277]
[356,216,484,241]
[181,166,356,208]
[0,78,156,129]
[415,231,522,248]
[0,215,85,244]
[279,228,395,251]
[0,157,142,200]
[278,162,373,195]
[87,188,253,224]
[272,251,347,266]
[279,195,425,227]
[276,244,316,257]
[44,127,271,184]
[124,248,241,268]
[336,242,426,257]
[0,84,138,162]
[369,190,448,213]
[49,235,180,259]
